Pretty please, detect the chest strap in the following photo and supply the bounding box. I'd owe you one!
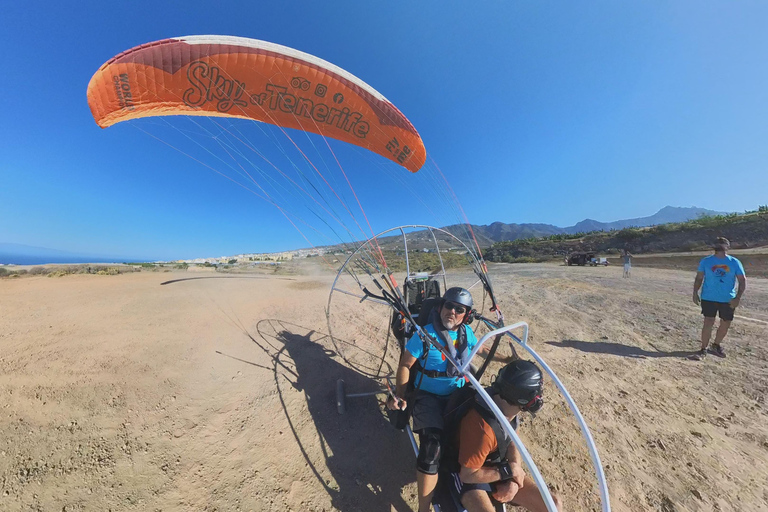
[418,368,449,378]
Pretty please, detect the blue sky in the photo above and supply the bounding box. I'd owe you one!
[1,1,766,261]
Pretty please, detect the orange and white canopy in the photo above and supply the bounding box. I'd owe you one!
[87,35,425,172]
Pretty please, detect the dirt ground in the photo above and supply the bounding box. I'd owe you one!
[1,263,766,511]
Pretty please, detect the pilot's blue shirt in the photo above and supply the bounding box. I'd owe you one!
[405,323,478,396]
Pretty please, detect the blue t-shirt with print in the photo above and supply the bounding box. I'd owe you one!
[697,254,745,303]
[405,323,479,396]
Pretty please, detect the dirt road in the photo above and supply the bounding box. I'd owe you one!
[1,263,766,511]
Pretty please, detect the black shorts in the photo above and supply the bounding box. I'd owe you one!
[448,472,521,506]
[411,391,450,433]
[448,472,495,498]
[701,300,735,321]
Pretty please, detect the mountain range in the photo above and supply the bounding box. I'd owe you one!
[447,206,725,245]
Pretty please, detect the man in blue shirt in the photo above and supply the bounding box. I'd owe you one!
[386,287,511,512]
[692,237,746,360]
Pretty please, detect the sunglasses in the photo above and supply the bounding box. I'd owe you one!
[443,302,467,315]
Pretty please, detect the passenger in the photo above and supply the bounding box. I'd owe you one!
[387,287,504,512]
[450,360,564,511]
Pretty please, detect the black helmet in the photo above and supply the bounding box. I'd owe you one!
[442,287,473,309]
[492,360,544,412]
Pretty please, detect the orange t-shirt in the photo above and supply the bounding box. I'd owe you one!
[457,408,498,470]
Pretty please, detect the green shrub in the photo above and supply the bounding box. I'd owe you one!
[616,228,644,241]
[498,255,546,264]
[96,267,120,275]
[685,214,740,229]
[649,223,675,234]
[0,267,8,277]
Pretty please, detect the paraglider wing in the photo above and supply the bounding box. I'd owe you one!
[87,35,426,172]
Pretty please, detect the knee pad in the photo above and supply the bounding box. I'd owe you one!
[417,429,442,475]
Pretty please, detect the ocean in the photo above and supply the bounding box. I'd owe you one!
[0,252,134,266]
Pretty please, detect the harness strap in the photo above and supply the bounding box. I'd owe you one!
[473,398,518,466]
[418,368,450,379]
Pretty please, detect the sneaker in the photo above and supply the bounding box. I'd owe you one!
[708,344,726,358]
[690,349,707,361]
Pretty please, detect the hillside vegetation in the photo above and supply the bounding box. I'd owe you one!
[485,208,768,263]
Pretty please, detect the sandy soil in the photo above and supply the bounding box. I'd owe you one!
[1,263,766,511]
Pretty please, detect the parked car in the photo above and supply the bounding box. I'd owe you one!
[567,252,595,266]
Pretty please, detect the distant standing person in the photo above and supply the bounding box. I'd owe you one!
[692,237,746,360]
[621,250,633,278]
